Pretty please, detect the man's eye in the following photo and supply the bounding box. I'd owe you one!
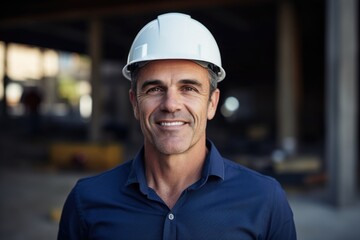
[182,86,197,92]
[147,87,163,94]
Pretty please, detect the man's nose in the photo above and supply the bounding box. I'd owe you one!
[160,89,182,113]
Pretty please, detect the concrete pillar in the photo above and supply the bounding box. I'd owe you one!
[40,49,56,114]
[89,18,103,142]
[326,0,358,207]
[277,0,301,155]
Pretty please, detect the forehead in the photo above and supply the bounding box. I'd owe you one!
[137,60,209,83]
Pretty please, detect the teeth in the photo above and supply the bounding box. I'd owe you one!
[160,121,184,126]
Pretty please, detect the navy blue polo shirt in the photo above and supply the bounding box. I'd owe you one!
[58,141,296,240]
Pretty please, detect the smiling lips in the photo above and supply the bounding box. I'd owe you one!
[159,121,186,127]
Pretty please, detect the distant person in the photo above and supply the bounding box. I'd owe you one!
[58,12,296,239]
[21,86,42,135]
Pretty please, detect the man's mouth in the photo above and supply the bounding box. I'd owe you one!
[159,121,186,127]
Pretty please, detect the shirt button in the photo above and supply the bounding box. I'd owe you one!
[168,213,174,220]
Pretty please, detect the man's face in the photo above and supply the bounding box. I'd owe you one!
[129,60,220,155]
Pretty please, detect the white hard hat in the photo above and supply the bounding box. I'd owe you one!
[122,12,226,82]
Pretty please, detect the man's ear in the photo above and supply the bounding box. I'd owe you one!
[129,89,139,120]
[207,89,220,120]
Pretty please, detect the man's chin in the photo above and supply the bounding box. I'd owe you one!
[154,139,191,155]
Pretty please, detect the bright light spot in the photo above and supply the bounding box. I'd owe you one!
[6,82,23,106]
[221,96,239,118]
[77,81,91,95]
[80,94,92,118]
[43,49,59,77]
[225,96,239,112]
[8,44,42,80]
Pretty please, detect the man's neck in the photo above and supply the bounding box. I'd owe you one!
[144,142,207,209]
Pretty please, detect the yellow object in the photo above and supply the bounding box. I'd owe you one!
[49,142,123,171]
[49,207,62,223]
[274,156,321,174]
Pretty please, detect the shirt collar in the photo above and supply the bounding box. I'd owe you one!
[126,148,149,194]
[126,140,224,192]
[203,140,225,180]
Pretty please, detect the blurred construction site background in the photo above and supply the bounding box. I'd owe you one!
[0,0,359,239]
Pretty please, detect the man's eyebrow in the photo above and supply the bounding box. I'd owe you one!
[140,79,162,91]
[140,79,203,91]
[178,79,202,87]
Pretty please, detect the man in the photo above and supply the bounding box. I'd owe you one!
[58,12,296,239]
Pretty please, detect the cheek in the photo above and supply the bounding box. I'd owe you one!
[137,98,157,119]
[188,101,209,123]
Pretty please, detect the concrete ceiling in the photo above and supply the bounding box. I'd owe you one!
[0,0,325,90]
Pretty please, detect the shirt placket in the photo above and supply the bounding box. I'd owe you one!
[162,211,177,240]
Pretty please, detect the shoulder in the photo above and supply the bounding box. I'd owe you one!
[221,157,289,205]
[223,158,279,187]
[221,158,295,221]
[74,160,133,194]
